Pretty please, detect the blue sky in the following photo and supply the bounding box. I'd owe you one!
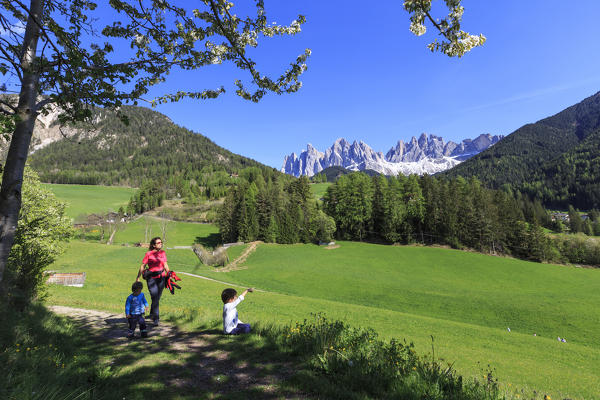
[113,1,600,168]
[17,1,600,169]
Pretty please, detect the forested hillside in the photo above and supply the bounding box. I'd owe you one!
[444,91,600,209]
[525,129,600,209]
[29,106,273,188]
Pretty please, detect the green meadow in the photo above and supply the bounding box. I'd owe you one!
[43,183,136,221]
[110,216,219,247]
[310,182,331,201]
[46,238,600,399]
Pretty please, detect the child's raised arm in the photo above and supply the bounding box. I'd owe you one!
[241,288,254,297]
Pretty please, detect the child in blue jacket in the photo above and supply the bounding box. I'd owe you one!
[125,281,149,339]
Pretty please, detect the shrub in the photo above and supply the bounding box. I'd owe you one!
[192,243,229,267]
[311,210,336,243]
[277,314,506,400]
[4,167,73,309]
[552,234,600,266]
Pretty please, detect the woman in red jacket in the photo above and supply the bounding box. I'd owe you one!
[136,237,170,325]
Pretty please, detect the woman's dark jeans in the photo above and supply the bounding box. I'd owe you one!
[146,276,165,321]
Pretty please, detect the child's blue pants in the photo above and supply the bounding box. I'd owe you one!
[229,323,251,335]
[128,314,147,335]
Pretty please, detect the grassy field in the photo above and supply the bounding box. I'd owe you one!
[46,240,600,399]
[43,183,136,221]
[310,182,331,201]
[109,216,220,247]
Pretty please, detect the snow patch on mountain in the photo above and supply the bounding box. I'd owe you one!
[281,133,503,177]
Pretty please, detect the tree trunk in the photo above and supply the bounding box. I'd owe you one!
[0,0,44,287]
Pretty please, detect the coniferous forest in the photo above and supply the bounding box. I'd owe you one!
[218,169,600,266]
[217,168,336,245]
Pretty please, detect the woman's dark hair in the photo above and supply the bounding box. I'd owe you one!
[149,237,162,251]
[221,288,237,304]
[132,281,143,292]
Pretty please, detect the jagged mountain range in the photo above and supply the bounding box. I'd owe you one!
[282,133,503,177]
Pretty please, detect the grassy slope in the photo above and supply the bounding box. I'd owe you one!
[110,216,219,246]
[310,182,331,201]
[42,183,136,220]
[47,241,600,399]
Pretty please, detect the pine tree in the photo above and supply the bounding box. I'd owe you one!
[583,219,594,236]
[568,205,584,233]
[265,216,278,243]
[404,175,425,243]
[382,176,406,243]
[371,175,388,241]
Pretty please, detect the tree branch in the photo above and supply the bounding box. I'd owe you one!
[0,98,17,113]
[12,0,63,60]
[207,0,256,74]
[423,11,455,42]
[34,96,54,112]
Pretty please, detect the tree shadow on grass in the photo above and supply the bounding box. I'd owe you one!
[197,328,222,335]
[195,233,221,249]
[43,307,316,400]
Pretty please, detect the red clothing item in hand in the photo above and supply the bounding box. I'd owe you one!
[165,271,182,295]
[142,250,167,272]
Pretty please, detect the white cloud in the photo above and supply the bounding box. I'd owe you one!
[463,77,600,113]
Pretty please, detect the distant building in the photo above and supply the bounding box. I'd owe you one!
[550,212,589,223]
[551,212,569,222]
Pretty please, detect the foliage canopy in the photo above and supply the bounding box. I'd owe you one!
[5,167,73,307]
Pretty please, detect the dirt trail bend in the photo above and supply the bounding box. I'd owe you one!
[218,241,262,272]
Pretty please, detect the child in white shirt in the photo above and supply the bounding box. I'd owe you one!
[221,287,254,334]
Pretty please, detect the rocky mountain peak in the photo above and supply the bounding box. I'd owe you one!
[282,133,504,177]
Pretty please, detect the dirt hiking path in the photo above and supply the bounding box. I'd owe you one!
[217,241,262,272]
[49,306,308,399]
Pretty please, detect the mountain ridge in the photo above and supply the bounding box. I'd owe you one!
[443,90,600,209]
[282,133,503,177]
[27,105,274,187]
